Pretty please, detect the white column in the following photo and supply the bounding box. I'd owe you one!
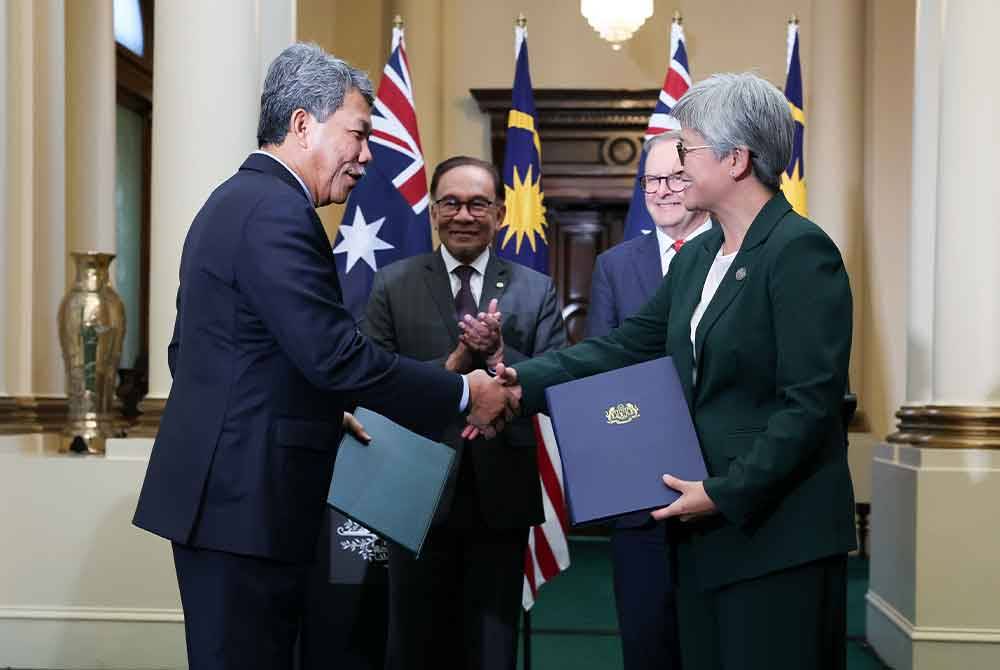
[868,3,1000,667]
[932,2,1000,402]
[0,0,9,396]
[147,0,259,399]
[65,0,116,255]
[905,0,943,403]
[257,0,296,89]
[4,0,66,397]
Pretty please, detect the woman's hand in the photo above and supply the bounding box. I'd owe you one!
[650,475,717,521]
[342,411,371,444]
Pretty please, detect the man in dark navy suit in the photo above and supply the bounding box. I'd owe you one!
[587,132,710,670]
[132,44,511,670]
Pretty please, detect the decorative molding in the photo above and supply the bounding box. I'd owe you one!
[0,605,182,623]
[128,397,166,438]
[0,396,69,435]
[888,404,1000,449]
[866,590,1000,643]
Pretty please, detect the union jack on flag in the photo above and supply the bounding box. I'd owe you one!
[622,17,692,240]
[333,24,431,317]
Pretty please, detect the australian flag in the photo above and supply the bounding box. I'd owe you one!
[333,26,431,316]
[496,24,548,274]
[622,18,692,240]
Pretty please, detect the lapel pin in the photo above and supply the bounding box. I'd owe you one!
[496,281,504,288]
[735,267,747,281]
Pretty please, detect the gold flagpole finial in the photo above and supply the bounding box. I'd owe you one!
[788,14,800,26]
[673,10,683,24]
[516,13,527,28]
[393,14,404,30]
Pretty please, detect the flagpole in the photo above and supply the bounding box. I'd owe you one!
[517,14,531,656]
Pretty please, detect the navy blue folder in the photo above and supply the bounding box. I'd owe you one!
[544,356,707,526]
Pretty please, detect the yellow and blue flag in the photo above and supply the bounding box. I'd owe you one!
[781,19,808,216]
[497,22,548,274]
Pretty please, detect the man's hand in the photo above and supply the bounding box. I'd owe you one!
[445,340,475,374]
[464,369,518,440]
[650,475,717,521]
[459,298,503,368]
[462,363,522,440]
[342,411,371,444]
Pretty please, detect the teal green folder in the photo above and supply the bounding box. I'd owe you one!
[327,408,455,557]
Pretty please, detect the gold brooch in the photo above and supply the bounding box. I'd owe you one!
[605,402,640,425]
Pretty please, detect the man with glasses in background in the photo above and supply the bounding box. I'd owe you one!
[586,131,711,670]
[362,155,566,670]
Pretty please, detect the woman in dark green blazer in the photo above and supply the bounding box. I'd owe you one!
[496,73,855,669]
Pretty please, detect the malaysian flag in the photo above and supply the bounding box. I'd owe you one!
[622,14,692,240]
[780,17,808,216]
[496,18,571,611]
[333,21,431,315]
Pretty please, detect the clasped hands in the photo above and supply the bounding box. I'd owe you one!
[444,299,519,439]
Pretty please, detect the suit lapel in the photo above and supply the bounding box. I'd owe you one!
[692,194,792,377]
[634,233,663,298]
[674,233,719,406]
[478,253,510,312]
[423,251,461,343]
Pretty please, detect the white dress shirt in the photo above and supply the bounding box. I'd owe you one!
[655,217,714,277]
[440,245,491,305]
[689,247,737,384]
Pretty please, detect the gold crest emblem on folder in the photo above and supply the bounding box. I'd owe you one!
[605,402,640,425]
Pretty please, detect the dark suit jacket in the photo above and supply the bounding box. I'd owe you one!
[516,193,856,590]
[362,250,566,529]
[133,153,463,564]
[587,231,663,339]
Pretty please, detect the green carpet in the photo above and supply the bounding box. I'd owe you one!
[518,537,890,669]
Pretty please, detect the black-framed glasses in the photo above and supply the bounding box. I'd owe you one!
[676,140,713,166]
[639,173,693,194]
[432,197,496,219]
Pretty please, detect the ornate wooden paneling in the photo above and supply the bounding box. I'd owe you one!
[471,89,658,342]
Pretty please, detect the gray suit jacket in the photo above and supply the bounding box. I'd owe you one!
[361,249,566,528]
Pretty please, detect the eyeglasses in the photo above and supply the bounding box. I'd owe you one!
[676,140,713,166]
[639,173,693,194]
[433,197,496,219]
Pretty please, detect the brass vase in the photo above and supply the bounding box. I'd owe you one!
[57,252,126,454]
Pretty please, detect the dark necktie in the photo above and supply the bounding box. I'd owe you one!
[672,238,685,253]
[453,265,477,320]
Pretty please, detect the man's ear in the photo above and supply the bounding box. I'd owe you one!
[494,203,507,224]
[288,108,311,148]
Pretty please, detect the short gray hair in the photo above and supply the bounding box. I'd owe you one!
[643,130,682,156]
[670,73,794,190]
[257,43,374,147]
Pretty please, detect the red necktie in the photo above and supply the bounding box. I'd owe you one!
[672,239,685,253]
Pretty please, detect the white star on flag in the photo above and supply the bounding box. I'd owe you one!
[333,207,395,273]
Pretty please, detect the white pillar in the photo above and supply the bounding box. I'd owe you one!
[868,3,1000,667]
[257,0,296,89]
[146,0,259,400]
[931,3,1000,403]
[0,0,9,396]
[4,0,66,397]
[905,0,944,403]
[65,0,116,255]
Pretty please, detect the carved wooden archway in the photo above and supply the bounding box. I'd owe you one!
[471,89,659,343]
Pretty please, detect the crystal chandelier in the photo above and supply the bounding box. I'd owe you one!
[580,0,654,51]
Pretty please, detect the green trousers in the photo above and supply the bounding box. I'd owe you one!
[676,554,847,670]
